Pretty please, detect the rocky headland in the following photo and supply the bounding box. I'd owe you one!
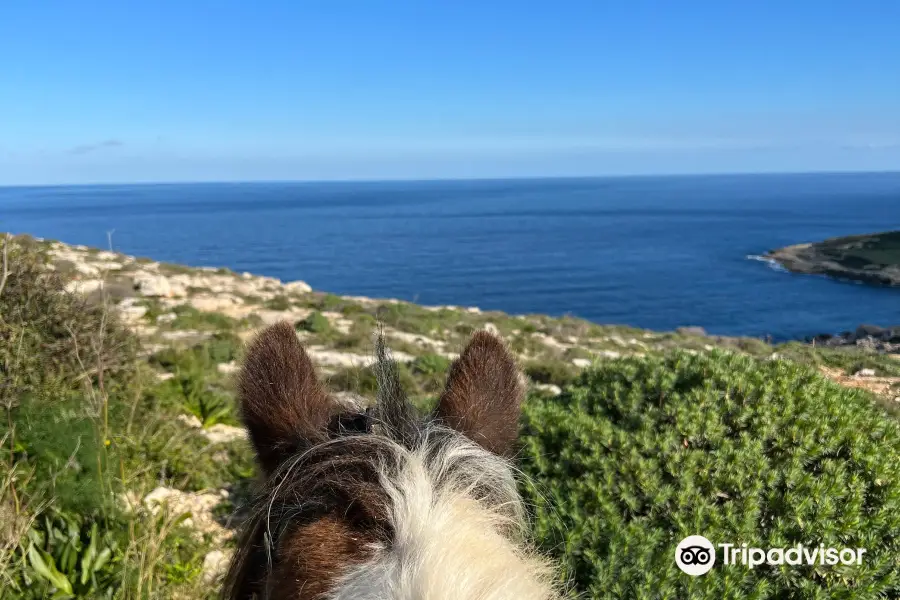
[764,230,900,287]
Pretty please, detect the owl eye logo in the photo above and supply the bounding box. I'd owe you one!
[679,546,712,565]
[675,535,716,575]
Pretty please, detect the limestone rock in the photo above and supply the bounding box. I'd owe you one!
[284,280,313,293]
[143,487,231,541]
[177,414,203,429]
[64,279,105,295]
[217,361,240,374]
[134,273,186,298]
[202,550,232,583]
[203,424,247,444]
[534,383,562,396]
[116,297,147,322]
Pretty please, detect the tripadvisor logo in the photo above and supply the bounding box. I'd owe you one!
[676,535,716,576]
[675,536,867,576]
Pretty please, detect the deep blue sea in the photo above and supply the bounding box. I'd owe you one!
[1,173,898,340]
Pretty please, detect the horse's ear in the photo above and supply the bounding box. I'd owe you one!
[238,321,334,474]
[434,330,525,457]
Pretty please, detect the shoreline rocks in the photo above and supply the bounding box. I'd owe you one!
[809,324,900,354]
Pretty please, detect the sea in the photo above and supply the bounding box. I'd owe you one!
[1,172,898,341]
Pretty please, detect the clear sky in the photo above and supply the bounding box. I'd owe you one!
[2,1,899,185]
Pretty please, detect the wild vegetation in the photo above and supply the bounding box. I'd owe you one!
[521,352,900,598]
[1,232,898,598]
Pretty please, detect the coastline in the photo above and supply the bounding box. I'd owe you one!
[764,230,900,287]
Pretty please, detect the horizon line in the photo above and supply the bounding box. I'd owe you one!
[2,167,900,190]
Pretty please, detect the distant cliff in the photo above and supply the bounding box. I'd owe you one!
[765,230,900,287]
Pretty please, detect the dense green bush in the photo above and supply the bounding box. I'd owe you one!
[263,295,293,311]
[519,351,900,599]
[296,311,331,334]
[170,305,237,331]
[410,353,452,393]
[524,359,578,387]
[0,237,136,403]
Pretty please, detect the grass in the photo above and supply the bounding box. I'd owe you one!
[169,305,238,331]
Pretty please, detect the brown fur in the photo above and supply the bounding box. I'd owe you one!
[435,331,525,457]
[225,323,528,599]
[238,321,335,473]
[270,515,379,600]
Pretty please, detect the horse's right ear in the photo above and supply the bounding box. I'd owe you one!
[238,321,334,474]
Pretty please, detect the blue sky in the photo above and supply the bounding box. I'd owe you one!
[2,1,899,184]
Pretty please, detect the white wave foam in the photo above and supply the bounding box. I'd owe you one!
[746,254,789,273]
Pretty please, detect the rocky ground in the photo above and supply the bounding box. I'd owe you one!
[764,230,900,287]
[26,235,900,583]
[810,324,900,353]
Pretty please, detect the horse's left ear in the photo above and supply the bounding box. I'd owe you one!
[434,330,525,457]
[238,321,336,474]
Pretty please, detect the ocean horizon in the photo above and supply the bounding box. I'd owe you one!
[2,171,898,341]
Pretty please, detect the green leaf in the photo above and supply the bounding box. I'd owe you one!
[92,548,112,574]
[27,544,73,595]
[80,522,99,584]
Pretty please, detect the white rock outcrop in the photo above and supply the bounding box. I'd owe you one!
[202,550,232,583]
[133,273,187,298]
[284,280,313,293]
[143,487,231,541]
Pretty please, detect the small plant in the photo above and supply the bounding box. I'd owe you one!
[204,332,243,364]
[317,294,346,311]
[263,296,292,311]
[170,305,237,331]
[523,360,578,386]
[20,512,120,599]
[296,311,331,334]
[563,346,593,360]
[327,366,379,396]
[339,303,367,316]
[410,353,451,394]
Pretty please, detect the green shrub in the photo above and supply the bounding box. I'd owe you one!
[305,293,347,312]
[18,510,121,599]
[520,322,539,335]
[563,346,594,360]
[264,295,293,311]
[327,366,380,396]
[524,360,578,386]
[327,362,418,398]
[410,353,452,394]
[170,305,237,331]
[410,353,450,376]
[296,311,331,334]
[333,330,370,351]
[149,346,239,427]
[519,351,900,599]
[204,331,244,364]
[339,303,368,317]
[0,237,136,402]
